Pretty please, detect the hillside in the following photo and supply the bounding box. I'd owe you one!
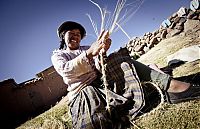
[17,31,200,129]
[131,33,200,129]
[17,5,200,129]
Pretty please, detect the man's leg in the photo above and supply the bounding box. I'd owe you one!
[129,59,171,91]
[130,59,200,104]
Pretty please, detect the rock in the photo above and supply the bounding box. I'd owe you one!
[167,45,200,65]
[157,37,162,42]
[161,19,171,28]
[174,17,181,23]
[166,29,182,38]
[169,22,176,29]
[150,37,157,44]
[187,10,196,19]
[143,46,150,53]
[191,14,199,19]
[145,37,150,43]
[155,32,161,38]
[190,0,200,12]
[140,39,146,45]
[137,50,145,55]
[127,46,133,52]
[161,29,167,39]
[178,17,187,25]
[127,40,135,47]
[169,13,178,21]
[135,37,140,42]
[184,19,200,32]
[177,7,187,17]
[135,43,146,52]
[167,28,173,33]
[149,37,159,47]
[153,30,159,36]
[175,25,184,31]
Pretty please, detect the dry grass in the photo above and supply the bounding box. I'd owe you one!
[131,32,200,129]
[137,33,200,67]
[132,100,200,129]
[17,104,72,129]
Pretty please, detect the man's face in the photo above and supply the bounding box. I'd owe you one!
[64,29,81,50]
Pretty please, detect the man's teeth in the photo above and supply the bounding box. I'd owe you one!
[71,40,77,42]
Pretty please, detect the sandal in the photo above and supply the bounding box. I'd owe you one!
[166,84,200,104]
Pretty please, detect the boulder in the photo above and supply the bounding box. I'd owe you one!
[175,25,184,31]
[166,29,182,38]
[167,45,200,65]
[184,19,200,32]
[177,7,187,17]
[187,10,197,19]
[135,43,146,52]
[190,0,200,12]
[161,29,167,39]
[161,19,171,28]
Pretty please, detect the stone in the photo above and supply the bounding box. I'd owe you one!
[145,37,150,43]
[184,19,200,32]
[135,43,146,52]
[135,37,140,42]
[169,22,176,29]
[140,39,146,45]
[143,46,150,53]
[127,46,133,52]
[191,14,199,19]
[157,37,162,42]
[171,29,183,37]
[178,17,187,25]
[167,45,200,65]
[166,29,182,38]
[174,17,181,23]
[175,25,184,31]
[187,10,196,19]
[137,50,145,55]
[150,37,159,45]
[177,7,187,17]
[161,19,171,28]
[169,13,178,21]
[153,30,159,36]
[155,32,161,38]
[161,29,167,39]
[190,0,200,12]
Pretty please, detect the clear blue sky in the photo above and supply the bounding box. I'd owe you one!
[0,0,190,83]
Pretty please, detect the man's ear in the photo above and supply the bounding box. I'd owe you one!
[61,31,66,40]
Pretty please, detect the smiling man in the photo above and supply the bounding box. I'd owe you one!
[51,21,200,129]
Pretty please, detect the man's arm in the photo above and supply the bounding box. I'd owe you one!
[51,50,93,78]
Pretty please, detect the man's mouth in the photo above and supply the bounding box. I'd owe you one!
[70,39,77,43]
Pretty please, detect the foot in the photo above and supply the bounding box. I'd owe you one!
[166,84,200,104]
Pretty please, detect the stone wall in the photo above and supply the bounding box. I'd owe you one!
[0,66,67,127]
[126,1,200,58]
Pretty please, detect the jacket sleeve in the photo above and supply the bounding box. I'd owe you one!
[51,50,94,78]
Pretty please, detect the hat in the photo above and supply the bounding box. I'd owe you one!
[57,21,86,39]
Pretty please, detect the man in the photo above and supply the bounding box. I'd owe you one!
[51,21,200,129]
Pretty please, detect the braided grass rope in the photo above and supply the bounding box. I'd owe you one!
[88,0,145,114]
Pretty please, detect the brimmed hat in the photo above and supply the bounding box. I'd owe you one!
[57,21,86,39]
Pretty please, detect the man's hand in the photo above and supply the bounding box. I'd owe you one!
[86,30,111,59]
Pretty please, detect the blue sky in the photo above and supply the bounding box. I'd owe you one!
[0,0,190,83]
